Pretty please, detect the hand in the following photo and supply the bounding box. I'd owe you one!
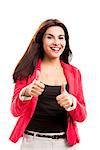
[56,84,73,109]
[24,70,45,97]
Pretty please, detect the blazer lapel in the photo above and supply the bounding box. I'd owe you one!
[61,61,75,95]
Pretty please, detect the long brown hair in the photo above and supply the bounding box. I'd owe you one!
[13,19,72,82]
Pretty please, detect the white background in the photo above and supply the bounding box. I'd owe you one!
[0,0,100,149]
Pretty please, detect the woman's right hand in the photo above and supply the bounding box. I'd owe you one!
[22,70,45,97]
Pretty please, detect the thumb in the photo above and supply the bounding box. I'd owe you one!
[61,84,66,94]
[36,70,41,81]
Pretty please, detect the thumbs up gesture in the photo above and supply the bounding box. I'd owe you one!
[56,84,73,109]
[23,70,45,97]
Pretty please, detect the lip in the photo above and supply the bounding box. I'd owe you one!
[50,47,61,54]
[50,47,61,51]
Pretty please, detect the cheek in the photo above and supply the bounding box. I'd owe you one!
[43,40,47,50]
[43,40,53,51]
[43,39,49,47]
[60,40,66,48]
[43,42,50,54]
[63,41,66,47]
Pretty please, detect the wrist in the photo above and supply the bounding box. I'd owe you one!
[22,88,30,97]
[70,101,73,107]
[19,87,32,101]
[65,94,77,111]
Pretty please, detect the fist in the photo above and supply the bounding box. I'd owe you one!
[56,84,73,109]
[24,70,45,97]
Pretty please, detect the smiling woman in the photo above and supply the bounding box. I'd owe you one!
[9,19,87,150]
[42,26,66,59]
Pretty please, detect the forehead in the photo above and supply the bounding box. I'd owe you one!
[45,26,65,35]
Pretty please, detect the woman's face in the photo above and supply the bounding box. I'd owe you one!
[42,26,66,60]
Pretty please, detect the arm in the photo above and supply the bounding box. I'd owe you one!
[11,71,45,117]
[10,79,32,117]
[67,69,87,122]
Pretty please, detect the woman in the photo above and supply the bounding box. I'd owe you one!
[9,19,87,150]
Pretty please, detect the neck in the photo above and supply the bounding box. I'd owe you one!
[42,57,61,67]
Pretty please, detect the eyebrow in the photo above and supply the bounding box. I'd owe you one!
[45,33,65,37]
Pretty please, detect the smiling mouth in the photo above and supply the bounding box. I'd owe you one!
[50,47,61,51]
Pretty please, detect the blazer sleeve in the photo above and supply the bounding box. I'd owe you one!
[68,69,87,122]
[10,79,32,117]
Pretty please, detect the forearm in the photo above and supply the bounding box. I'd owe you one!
[11,91,31,117]
[67,97,87,122]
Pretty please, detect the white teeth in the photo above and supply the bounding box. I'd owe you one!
[51,47,60,51]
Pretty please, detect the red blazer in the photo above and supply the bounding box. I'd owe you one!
[9,59,87,145]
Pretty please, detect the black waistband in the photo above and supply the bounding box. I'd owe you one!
[24,130,66,139]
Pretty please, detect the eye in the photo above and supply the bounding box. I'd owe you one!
[47,36,52,39]
[59,36,65,39]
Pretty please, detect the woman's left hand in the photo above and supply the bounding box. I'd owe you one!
[56,84,73,109]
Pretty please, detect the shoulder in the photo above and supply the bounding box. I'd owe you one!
[61,61,80,74]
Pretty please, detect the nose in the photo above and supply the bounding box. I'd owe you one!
[53,38,59,46]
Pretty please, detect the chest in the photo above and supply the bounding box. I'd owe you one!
[40,68,67,85]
